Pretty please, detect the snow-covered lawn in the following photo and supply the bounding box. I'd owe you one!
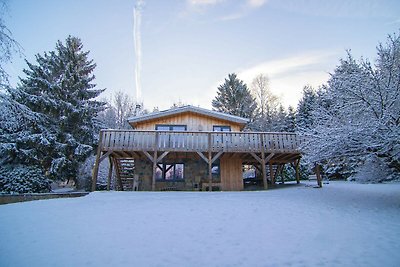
[1,181,399,267]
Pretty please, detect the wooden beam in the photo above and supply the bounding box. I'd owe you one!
[265,153,275,162]
[260,134,268,190]
[91,131,104,192]
[156,151,169,163]
[119,151,131,158]
[211,151,223,164]
[295,159,300,184]
[269,162,275,184]
[143,151,154,162]
[280,164,285,184]
[107,156,113,191]
[130,151,140,159]
[99,150,112,164]
[113,158,124,191]
[196,151,209,164]
[151,132,159,191]
[253,163,261,173]
[250,152,262,164]
[208,133,212,192]
[152,151,157,191]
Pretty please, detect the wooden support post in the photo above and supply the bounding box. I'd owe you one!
[113,158,124,191]
[280,164,285,184]
[260,134,268,190]
[91,130,104,192]
[315,164,322,188]
[151,132,159,191]
[152,151,157,191]
[269,162,274,184]
[107,156,113,191]
[208,132,212,192]
[295,159,300,184]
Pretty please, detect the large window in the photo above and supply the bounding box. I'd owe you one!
[156,163,184,180]
[213,125,231,132]
[156,125,187,131]
[213,125,231,144]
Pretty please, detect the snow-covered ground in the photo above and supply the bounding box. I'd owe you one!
[0,181,399,267]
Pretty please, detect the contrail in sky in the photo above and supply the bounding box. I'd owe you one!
[134,0,144,102]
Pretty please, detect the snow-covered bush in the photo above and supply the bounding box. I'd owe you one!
[77,155,110,191]
[350,155,399,183]
[281,163,309,182]
[0,165,51,194]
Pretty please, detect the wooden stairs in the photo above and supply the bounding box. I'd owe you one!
[114,158,138,191]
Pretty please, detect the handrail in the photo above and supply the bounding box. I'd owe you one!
[99,130,302,153]
[99,129,299,135]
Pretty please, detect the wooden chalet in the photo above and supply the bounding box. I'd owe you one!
[91,105,304,191]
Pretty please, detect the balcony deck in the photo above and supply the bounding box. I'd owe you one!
[92,130,304,191]
[99,129,302,154]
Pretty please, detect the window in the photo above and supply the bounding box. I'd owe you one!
[156,125,187,131]
[213,126,231,144]
[207,162,220,180]
[156,163,184,180]
[213,125,231,132]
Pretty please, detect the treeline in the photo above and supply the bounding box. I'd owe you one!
[0,16,398,193]
[211,33,400,182]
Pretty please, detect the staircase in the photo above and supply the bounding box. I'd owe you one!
[267,164,280,184]
[114,158,137,191]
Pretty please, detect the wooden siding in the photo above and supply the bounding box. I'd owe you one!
[132,112,242,131]
[220,155,243,191]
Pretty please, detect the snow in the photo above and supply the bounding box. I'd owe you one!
[0,181,399,267]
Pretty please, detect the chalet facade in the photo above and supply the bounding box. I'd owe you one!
[91,105,303,191]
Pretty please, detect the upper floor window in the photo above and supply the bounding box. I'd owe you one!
[213,125,231,132]
[156,125,187,131]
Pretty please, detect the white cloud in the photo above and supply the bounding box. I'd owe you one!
[188,0,224,6]
[247,0,268,8]
[233,50,339,107]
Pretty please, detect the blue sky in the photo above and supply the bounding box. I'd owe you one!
[4,0,400,110]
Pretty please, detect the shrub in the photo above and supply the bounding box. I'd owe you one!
[0,165,51,194]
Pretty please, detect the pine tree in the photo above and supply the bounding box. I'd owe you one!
[5,36,105,184]
[284,106,296,132]
[212,73,257,119]
[296,85,317,130]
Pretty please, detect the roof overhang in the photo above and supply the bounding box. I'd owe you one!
[127,105,249,128]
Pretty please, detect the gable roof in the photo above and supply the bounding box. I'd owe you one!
[127,105,249,127]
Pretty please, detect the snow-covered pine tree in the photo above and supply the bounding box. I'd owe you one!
[212,73,257,119]
[6,36,105,185]
[272,105,287,132]
[0,93,52,193]
[296,85,317,131]
[283,106,296,132]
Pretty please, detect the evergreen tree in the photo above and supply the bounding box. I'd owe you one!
[4,36,105,186]
[296,85,317,130]
[212,73,257,119]
[284,106,296,132]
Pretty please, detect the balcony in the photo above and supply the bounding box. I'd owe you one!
[99,130,303,153]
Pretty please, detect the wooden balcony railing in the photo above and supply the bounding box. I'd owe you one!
[99,130,303,153]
